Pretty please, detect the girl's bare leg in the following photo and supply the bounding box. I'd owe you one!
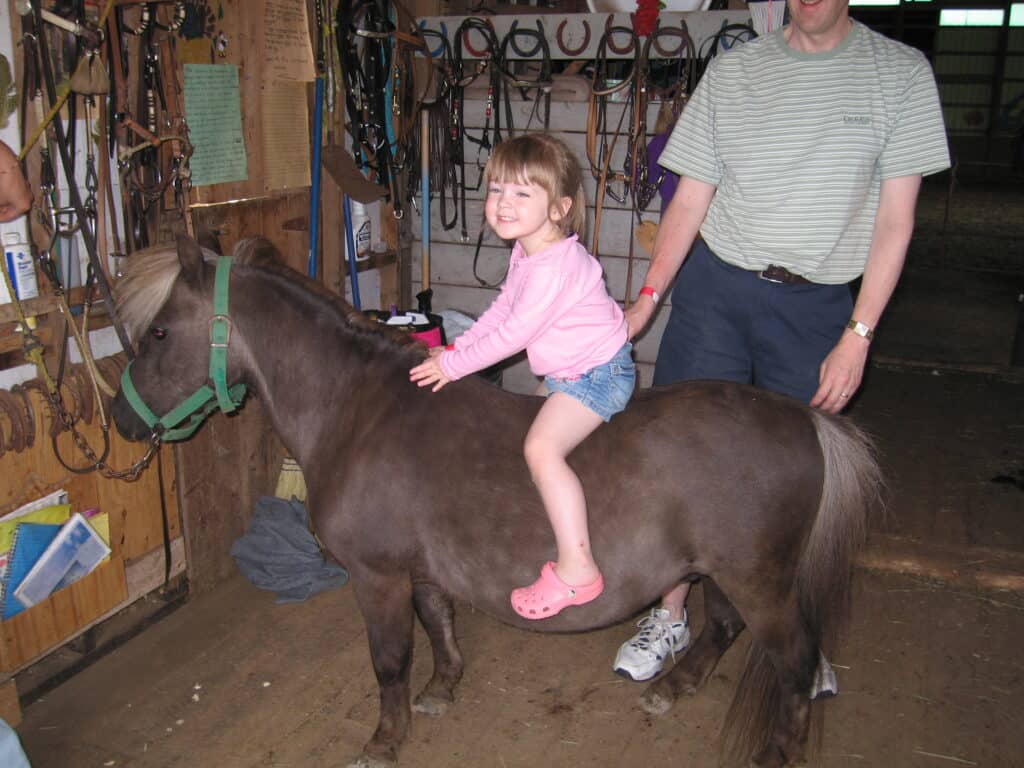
[523,392,605,586]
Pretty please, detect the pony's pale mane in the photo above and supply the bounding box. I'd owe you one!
[115,242,217,340]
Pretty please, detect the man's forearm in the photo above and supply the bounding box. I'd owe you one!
[642,176,716,296]
[847,174,922,338]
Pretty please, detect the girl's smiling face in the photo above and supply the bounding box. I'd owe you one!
[485,177,572,256]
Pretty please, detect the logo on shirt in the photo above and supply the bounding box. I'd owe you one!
[843,114,872,126]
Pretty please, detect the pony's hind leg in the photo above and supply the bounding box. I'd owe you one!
[744,627,818,767]
[411,582,464,716]
[641,578,745,716]
[721,596,820,767]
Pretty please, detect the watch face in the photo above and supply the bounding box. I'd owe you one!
[849,320,872,338]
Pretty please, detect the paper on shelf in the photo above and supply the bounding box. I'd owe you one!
[12,513,111,610]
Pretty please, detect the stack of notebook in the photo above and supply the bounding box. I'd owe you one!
[0,492,110,620]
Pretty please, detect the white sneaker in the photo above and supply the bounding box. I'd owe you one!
[810,653,839,699]
[612,608,691,682]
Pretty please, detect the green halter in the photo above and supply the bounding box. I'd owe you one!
[120,256,248,442]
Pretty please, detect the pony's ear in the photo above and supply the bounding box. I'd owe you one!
[194,224,223,255]
[233,236,282,268]
[176,234,205,288]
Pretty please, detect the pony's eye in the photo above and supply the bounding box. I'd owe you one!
[150,327,167,340]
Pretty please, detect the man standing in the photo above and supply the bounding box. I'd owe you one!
[613,0,949,682]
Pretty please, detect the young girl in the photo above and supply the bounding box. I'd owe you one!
[409,134,634,620]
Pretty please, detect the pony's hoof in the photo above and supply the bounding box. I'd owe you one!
[346,755,394,768]
[413,694,451,717]
[639,689,674,716]
[749,744,789,767]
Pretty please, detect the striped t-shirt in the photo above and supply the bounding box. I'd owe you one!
[659,21,950,284]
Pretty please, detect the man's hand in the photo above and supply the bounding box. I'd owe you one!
[624,300,655,341]
[811,333,870,413]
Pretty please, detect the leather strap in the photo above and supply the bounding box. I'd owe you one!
[587,25,637,259]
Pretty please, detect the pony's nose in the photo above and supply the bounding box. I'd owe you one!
[111,390,152,441]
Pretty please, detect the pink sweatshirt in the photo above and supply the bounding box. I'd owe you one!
[440,235,627,381]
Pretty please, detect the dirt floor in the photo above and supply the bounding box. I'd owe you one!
[13,177,1024,767]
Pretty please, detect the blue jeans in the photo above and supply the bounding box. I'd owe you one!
[654,240,853,403]
[544,342,636,422]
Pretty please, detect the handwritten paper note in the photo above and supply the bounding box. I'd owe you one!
[264,0,317,82]
[261,81,311,192]
[184,65,248,187]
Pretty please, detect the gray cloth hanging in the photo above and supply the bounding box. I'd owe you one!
[230,496,348,603]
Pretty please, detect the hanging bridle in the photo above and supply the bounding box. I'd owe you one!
[120,257,247,443]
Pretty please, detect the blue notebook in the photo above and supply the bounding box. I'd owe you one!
[1,522,62,620]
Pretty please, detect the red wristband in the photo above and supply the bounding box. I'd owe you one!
[445,344,455,351]
[639,286,660,304]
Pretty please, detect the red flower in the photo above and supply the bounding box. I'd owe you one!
[633,0,661,37]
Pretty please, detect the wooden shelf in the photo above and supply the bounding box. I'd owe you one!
[352,249,397,273]
[0,287,107,325]
[0,324,53,356]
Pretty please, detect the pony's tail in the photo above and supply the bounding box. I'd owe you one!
[723,412,884,764]
[799,412,884,656]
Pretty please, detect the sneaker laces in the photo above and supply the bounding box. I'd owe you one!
[629,613,684,661]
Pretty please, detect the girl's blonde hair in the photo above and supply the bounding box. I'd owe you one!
[483,133,587,238]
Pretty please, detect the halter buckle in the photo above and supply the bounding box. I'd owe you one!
[209,314,233,348]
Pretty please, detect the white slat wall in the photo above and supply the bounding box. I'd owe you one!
[406,11,756,392]
[409,90,672,393]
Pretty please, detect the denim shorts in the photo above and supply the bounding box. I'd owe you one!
[543,342,636,422]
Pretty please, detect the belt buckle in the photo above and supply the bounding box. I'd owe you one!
[757,267,784,284]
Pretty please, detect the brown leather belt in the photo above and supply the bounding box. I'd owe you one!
[757,264,811,285]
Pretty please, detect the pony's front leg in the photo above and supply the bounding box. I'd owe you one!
[411,582,463,716]
[350,570,415,767]
[641,578,745,715]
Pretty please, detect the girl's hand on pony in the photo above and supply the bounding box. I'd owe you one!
[410,356,451,392]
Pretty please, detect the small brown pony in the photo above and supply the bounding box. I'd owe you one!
[112,236,883,768]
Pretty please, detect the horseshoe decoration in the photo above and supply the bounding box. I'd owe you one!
[460,18,496,59]
[21,381,51,443]
[0,390,24,455]
[605,15,636,56]
[652,21,691,58]
[418,20,448,58]
[556,19,591,58]
[70,364,96,425]
[507,20,545,58]
[11,384,35,449]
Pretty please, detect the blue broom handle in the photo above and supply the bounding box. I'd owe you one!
[343,194,362,310]
[308,76,325,278]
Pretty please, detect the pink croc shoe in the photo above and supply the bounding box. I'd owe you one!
[511,562,604,620]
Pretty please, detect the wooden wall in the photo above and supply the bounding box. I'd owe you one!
[172,1,312,593]
[173,0,401,593]
[0,374,182,674]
